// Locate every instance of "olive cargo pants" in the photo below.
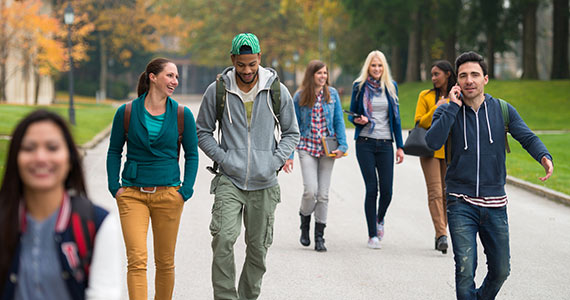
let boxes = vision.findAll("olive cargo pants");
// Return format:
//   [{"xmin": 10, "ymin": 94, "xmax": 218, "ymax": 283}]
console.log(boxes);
[{"xmin": 209, "ymin": 174, "xmax": 280, "ymax": 300}]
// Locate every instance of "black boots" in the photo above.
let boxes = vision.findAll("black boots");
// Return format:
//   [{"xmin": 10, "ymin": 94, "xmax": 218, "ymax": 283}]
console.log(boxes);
[
  {"xmin": 314, "ymin": 223, "xmax": 327, "ymax": 252},
  {"xmin": 435, "ymin": 235, "xmax": 448, "ymax": 254},
  {"xmin": 300, "ymin": 214, "xmax": 311, "ymax": 246},
  {"xmin": 300, "ymin": 214, "xmax": 327, "ymax": 252}
]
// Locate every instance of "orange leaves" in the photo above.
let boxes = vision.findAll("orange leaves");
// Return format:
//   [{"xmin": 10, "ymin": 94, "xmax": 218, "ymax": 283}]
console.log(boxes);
[
  {"xmin": 1, "ymin": 0, "xmax": 66, "ymax": 75},
  {"xmin": 72, "ymin": 0, "xmax": 199, "ymax": 66}
]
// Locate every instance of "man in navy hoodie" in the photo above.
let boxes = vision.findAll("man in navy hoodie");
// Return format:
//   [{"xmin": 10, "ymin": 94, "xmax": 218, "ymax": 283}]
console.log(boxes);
[{"xmin": 425, "ymin": 51, "xmax": 553, "ymax": 300}]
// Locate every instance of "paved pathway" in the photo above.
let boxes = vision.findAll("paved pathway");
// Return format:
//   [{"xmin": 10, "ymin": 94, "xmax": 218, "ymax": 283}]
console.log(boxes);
[{"xmin": 83, "ymin": 98, "xmax": 570, "ymax": 299}]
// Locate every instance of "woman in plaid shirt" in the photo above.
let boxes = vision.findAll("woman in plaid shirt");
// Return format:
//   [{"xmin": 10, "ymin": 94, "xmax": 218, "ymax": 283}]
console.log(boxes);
[{"xmin": 283, "ymin": 60, "xmax": 348, "ymax": 252}]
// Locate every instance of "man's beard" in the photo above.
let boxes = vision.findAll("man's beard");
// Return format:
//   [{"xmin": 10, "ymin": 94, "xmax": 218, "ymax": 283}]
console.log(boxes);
[{"xmin": 237, "ymin": 70, "xmax": 258, "ymax": 84}]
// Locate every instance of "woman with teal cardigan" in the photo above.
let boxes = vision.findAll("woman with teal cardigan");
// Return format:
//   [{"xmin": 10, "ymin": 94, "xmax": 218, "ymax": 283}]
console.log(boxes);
[{"xmin": 106, "ymin": 58, "xmax": 198, "ymax": 300}]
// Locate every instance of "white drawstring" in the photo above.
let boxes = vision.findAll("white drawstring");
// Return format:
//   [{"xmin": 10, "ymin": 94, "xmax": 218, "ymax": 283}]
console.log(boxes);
[
  {"xmin": 484, "ymin": 101, "xmax": 493, "ymax": 144},
  {"xmin": 463, "ymin": 106, "xmax": 468, "ymax": 150}
]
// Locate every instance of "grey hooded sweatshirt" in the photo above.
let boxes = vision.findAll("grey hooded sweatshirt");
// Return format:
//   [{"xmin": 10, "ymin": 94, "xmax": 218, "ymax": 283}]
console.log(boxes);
[{"xmin": 196, "ymin": 66, "xmax": 300, "ymax": 191}]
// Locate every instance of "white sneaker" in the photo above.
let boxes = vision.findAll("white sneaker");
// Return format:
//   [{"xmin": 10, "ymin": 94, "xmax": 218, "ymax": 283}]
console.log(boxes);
[
  {"xmin": 367, "ymin": 237, "xmax": 382, "ymax": 249},
  {"xmin": 377, "ymin": 221, "xmax": 385, "ymax": 241}
]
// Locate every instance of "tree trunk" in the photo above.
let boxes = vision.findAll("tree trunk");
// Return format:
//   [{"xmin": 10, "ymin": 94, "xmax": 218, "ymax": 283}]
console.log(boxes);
[
  {"xmin": 390, "ymin": 45, "xmax": 402, "ymax": 82},
  {"xmin": 444, "ymin": 33, "xmax": 456, "ymax": 64},
  {"xmin": 486, "ymin": 36, "xmax": 495, "ymax": 79},
  {"xmin": 34, "ymin": 71, "xmax": 40, "ymax": 105},
  {"xmin": 521, "ymin": 1, "xmax": 538, "ymax": 79},
  {"xmin": 99, "ymin": 32, "xmax": 107, "ymax": 100},
  {"xmin": 420, "ymin": 0, "xmax": 432, "ymax": 80},
  {"xmin": 440, "ymin": 0, "xmax": 461, "ymax": 65},
  {"xmin": 551, "ymin": 0, "xmax": 569, "ymax": 79},
  {"xmin": 405, "ymin": 9, "xmax": 421, "ymax": 82},
  {"xmin": 22, "ymin": 36, "xmax": 32, "ymax": 104},
  {"xmin": 0, "ymin": 47, "xmax": 6, "ymax": 102},
  {"xmin": 0, "ymin": 0, "xmax": 7, "ymax": 102}
]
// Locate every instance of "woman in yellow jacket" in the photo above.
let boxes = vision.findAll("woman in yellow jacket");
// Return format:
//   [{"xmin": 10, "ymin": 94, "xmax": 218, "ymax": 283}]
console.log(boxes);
[{"xmin": 414, "ymin": 60, "xmax": 456, "ymax": 254}]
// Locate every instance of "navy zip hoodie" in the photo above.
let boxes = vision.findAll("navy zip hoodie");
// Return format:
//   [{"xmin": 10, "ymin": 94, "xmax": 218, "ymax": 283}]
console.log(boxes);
[{"xmin": 425, "ymin": 94, "xmax": 552, "ymax": 198}]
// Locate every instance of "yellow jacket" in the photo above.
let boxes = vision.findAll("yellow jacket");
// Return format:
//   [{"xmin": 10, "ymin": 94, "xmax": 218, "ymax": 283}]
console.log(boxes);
[{"xmin": 414, "ymin": 89, "xmax": 446, "ymax": 159}]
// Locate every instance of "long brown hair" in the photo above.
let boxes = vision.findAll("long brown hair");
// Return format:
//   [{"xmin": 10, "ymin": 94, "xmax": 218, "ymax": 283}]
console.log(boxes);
[
  {"xmin": 299, "ymin": 60, "xmax": 330, "ymax": 107},
  {"xmin": 0, "ymin": 110, "xmax": 87, "ymax": 289},
  {"xmin": 137, "ymin": 57, "xmax": 174, "ymax": 97}
]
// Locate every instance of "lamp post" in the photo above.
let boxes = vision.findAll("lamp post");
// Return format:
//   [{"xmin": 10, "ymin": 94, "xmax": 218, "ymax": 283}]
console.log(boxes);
[
  {"xmin": 292, "ymin": 51, "xmax": 299, "ymax": 92},
  {"xmin": 328, "ymin": 38, "xmax": 336, "ymax": 85},
  {"xmin": 64, "ymin": 3, "xmax": 75, "ymax": 125}
]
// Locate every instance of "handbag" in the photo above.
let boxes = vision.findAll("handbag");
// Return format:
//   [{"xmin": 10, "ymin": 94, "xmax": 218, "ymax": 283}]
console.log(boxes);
[{"xmin": 403, "ymin": 123, "xmax": 434, "ymax": 157}]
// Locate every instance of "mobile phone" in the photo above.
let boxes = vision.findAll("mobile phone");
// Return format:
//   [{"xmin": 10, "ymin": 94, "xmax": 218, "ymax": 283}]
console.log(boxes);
[
  {"xmin": 453, "ymin": 89, "xmax": 463, "ymax": 102},
  {"xmin": 343, "ymin": 109, "xmax": 361, "ymax": 118}
]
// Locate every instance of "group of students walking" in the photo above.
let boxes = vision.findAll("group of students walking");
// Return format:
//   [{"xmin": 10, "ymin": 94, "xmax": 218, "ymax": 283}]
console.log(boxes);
[{"xmin": 0, "ymin": 32, "xmax": 553, "ymax": 300}]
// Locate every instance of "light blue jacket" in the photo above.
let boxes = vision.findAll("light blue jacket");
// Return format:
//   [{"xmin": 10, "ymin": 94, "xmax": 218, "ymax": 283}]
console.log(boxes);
[{"xmin": 289, "ymin": 86, "xmax": 348, "ymax": 159}]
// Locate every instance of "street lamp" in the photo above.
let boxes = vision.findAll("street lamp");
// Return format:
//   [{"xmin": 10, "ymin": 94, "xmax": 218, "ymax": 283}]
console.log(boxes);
[
  {"xmin": 292, "ymin": 51, "xmax": 299, "ymax": 92},
  {"xmin": 64, "ymin": 3, "xmax": 75, "ymax": 125},
  {"xmin": 328, "ymin": 38, "xmax": 336, "ymax": 85}
]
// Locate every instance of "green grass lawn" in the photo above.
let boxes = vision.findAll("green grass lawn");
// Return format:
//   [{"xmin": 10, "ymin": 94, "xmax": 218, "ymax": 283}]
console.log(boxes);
[
  {"xmin": 341, "ymin": 79, "xmax": 570, "ymax": 196},
  {"xmin": 0, "ymin": 103, "xmax": 116, "ymax": 144},
  {"xmin": 0, "ymin": 139, "xmax": 7, "ymax": 181},
  {"xmin": 506, "ymin": 133, "xmax": 569, "ymax": 195},
  {"xmin": 0, "ymin": 102, "xmax": 117, "ymax": 183},
  {"xmin": 396, "ymin": 80, "xmax": 570, "ymax": 130}
]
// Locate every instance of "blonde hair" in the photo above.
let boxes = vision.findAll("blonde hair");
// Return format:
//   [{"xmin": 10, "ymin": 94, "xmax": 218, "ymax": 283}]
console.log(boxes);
[{"xmin": 354, "ymin": 50, "xmax": 398, "ymax": 101}]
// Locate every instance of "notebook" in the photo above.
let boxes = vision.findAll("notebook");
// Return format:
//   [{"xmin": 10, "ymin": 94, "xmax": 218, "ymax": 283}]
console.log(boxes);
[{"xmin": 321, "ymin": 136, "xmax": 347, "ymax": 157}]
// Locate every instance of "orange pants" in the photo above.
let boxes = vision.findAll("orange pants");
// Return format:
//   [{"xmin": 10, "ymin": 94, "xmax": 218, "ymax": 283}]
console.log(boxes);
[
  {"xmin": 116, "ymin": 186, "xmax": 184, "ymax": 300},
  {"xmin": 420, "ymin": 157, "xmax": 447, "ymax": 238}
]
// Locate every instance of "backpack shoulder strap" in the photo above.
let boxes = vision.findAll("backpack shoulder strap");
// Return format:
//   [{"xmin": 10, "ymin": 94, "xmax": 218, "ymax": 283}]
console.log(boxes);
[
  {"xmin": 69, "ymin": 196, "xmax": 107, "ymax": 278},
  {"xmin": 124, "ymin": 101, "xmax": 132, "ymax": 140},
  {"xmin": 269, "ymin": 77, "xmax": 281, "ymax": 121},
  {"xmin": 215, "ymin": 75, "xmax": 226, "ymax": 124},
  {"xmin": 177, "ymin": 104, "xmax": 184, "ymax": 158},
  {"xmin": 209, "ymin": 75, "xmax": 226, "ymax": 174},
  {"xmin": 498, "ymin": 98, "xmax": 511, "ymax": 153},
  {"xmin": 498, "ymin": 98, "xmax": 509, "ymax": 129}
]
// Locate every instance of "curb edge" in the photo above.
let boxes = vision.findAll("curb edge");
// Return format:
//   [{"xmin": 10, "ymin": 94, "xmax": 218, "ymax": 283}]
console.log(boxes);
[{"xmin": 506, "ymin": 175, "xmax": 570, "ymax": 207}]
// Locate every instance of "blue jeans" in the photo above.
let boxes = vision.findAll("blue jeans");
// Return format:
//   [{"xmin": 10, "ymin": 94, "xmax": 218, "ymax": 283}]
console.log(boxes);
[
  {"xmin": 355, "ymin": 137, "xmax": 394, "ymax": 238},
  {"xmin": 447, "ymin": 194, "xmax": 511, "ymax": 300}
]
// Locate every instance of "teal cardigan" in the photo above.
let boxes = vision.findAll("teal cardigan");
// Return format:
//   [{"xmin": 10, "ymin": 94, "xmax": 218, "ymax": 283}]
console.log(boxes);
[{"xmin": 106, "ymin": 94, "xmax": 199, "ymax": 201}]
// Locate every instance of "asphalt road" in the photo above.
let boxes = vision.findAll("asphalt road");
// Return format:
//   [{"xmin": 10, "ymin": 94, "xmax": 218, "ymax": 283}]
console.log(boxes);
[{"xmin": 83, "ymin": 99, "xmax": 570, "ymax": 299}]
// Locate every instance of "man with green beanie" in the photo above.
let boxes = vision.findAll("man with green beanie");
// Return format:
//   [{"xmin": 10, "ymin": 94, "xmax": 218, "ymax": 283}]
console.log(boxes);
[{"xmin": 196, "ymin": 33, "xmax": 299, "ymax": 299}]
